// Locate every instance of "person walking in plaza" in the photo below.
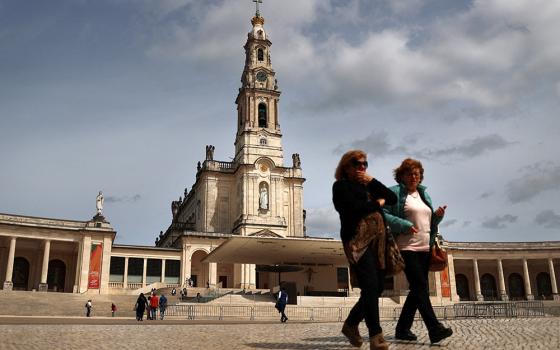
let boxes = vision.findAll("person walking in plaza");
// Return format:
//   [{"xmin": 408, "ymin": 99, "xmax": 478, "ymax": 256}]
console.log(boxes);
[
  {"xmin": 277, "ymin": 287, "xmax": 288, "ymax": 323},
  {"xmin": 85, "ymin": 300, "xmax": 93, "ymax": 317},
  {"xmin": 159, "ymin": 294, "xmax": 168, "ymax": 320},
  {"xmin": 149, "ymin": 293, "xmax": 159, "ymax": 320},
  {"xmin": 135, "ymin": 293, "xmax": 148, "ymax": 321},
  {"xmin": 383, "ymin": 158, "xmax": 452, "ymax": 344},
  {"xmin": 111, "ymin": 303, "xmax": 117, "ymax": 317},
  {"xmin": 333, "ymin": 150, "xmax": 397, "ymax": 350}
]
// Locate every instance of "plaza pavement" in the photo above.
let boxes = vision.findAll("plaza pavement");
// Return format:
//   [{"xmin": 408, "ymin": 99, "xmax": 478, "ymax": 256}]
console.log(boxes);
[{"xmin": 0, "ymin": 316, "xmax": 558, "ymax": 349}]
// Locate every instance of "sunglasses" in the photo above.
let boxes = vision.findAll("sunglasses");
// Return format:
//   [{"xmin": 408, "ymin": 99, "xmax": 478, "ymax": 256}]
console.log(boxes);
[{"xmin": 351, "ymin": 159, "xmax": 368, "ymax": 169}]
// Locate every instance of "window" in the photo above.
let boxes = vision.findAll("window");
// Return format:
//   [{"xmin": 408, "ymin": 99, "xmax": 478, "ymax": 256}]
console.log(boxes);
[
  {"xmin": 258, "ymin": 103, "xmax": 267, "ymax": 127},
  {"xmin": 257, "ymin": 48, "xmax": 264, "ymax": 61},
  {"xmin": 260, "ymin": 138, "xmax": 267, "ymax": 145}
]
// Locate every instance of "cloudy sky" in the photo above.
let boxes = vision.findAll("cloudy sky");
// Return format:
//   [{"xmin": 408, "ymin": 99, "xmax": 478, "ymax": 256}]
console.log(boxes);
[{"xmin": 1, "ymin": 0, "xmax": 559, "ymax": 245}]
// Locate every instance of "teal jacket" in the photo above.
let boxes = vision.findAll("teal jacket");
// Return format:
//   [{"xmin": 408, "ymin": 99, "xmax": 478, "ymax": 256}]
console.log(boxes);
[{"xmin": 383, "ymin": 183, "xmax": 443, "ymax": 247}]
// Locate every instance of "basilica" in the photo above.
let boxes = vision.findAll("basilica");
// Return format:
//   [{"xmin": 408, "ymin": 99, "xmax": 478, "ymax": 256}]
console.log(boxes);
[{"xmin": 0, "ymin": 9, "xmax": 559, "ymax": 304}]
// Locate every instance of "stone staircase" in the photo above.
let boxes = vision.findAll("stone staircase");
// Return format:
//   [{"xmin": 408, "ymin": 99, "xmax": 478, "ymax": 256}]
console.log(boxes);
[{"xmin": 0, "ymin": 291, "xmax": 141, "ymax": 317}]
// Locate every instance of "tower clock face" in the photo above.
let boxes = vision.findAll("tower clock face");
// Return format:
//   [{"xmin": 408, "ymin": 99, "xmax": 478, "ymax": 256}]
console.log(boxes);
[{"xmin": 256, "ymin": 71, "xmax": 267, "ymax": 82}]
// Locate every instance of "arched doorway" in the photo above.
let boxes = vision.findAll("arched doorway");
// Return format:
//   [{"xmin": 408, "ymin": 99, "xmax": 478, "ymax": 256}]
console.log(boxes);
[
  {"xmin": 481, "ymin": 274, "xmax": 498, "ymax": 300},
  {"xmin": 47, "ymin": 259, "xmax": 66, "ymax": 292},
  {"xmin": 190, "ymin": 250, "xmax": 209, "ymax": 288},
  {"xmin": 455, "ymin": 274, "xmax": 470, "ymax": 301},
  {"xmin": 508, "ymin": 273, "xmax": 525, "ymax": 300},
  {"xmin": 536, "ymin": 272, "xmax": 552, "ymax": 299},
  {"xmin": 12, "ymin": 257, "xmax": 30, "ymax": 290}
]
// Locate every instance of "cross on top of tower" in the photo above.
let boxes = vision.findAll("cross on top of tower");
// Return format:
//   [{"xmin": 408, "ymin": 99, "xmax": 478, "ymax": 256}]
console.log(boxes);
[{"xmin": 253, "ymin": 0, "xmax": 263, "ymax": 17}]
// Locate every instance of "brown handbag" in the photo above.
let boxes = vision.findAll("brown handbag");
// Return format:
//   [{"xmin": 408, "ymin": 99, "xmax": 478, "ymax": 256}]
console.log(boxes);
[
  {"xmin": 429, "ymin": 237, "xmax": 448, "ymax": 271},
  {"xmin": 385, "ymin": 231, "xmax": 405, "ymax": 276}
]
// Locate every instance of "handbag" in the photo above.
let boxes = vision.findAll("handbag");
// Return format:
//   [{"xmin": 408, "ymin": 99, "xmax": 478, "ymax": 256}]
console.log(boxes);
[
  {"xmin": 385, "ymin": 229, "xmax": 405, "ymax": 276},
  {"xmin": 429, "ymin": 236, "xmax": 448, "ymax": 271}
]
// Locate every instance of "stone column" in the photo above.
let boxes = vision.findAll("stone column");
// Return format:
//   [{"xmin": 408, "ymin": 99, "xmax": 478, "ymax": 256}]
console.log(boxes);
[
  {"xmin": 38, "ymin": 240, "xmax": 51, "ymax": 292},
  {"xmin": 473, "ymin": 258, "xmax": 483, "ymax": 301},
  {"xmin": 161, "ymin": 259, "xmax": 166, "ymax": 284},
  {"xmin": 248, "ymin": 264, "xmax": 256, "ymax": 289},
  {"xmin": 142, "ymin": 258, "xmax": 147, "ymax": 287},
  {"xmin": 3, "ymin": 237, "xmax": 17, "ymax": 290},
  {"xmin": 548, "ymin": 258, "xmax": 558, "ymax": 300},
  {"xmin": 497, "ymin": 258, "xmax": 508, "ymax": 301},
  {"xmin": 447, "ymin": 253, "xmax": 459, "ymax": 302},
  {"xmin": 240, "ymin": 263, "xmax": 246, "ymax": 289},
  {"xmin": 123, "ymin": 257, "xmax": 129, "ymax": 289},
  {"xmin": 209, "ymin": 262, "xmax": 217, "ymax": 287},
  {"xmin": 522, "ymin": 258, "xmax": 533, "ymax": 300}
]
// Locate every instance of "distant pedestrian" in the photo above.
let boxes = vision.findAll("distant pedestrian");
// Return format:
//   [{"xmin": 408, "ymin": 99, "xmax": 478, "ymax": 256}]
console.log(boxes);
[
  {"xmin": 111, "ymin": 303, "xmax": 117, "ymax": 317},
  {"xmin": 85, "ymin": 300, "xmax": 93, "ymax": 317},
  {"xmin": 277, "ymin": 288, "xmax": 288, "ymax": 323},
  {"xmin": 150, "ymin": 293, "xmax": 159, "ymax": 320},
  {"xmin": 159, "ymin": 294, "xmax": 168, "ymax": 320},
  {"xmin": 171, "ymin": 287, "xmax": 176, "ymax": 296},
  {"xmin": 135, "ymin": 293, "xmax": 148, "ymax": 321}
]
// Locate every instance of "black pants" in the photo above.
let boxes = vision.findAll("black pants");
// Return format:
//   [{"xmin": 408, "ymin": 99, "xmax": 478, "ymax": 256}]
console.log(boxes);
[
  {"xmin": 345, "ymin": 247, "xmax": 385, "ymax": 336},
  {"xmin": 396, "ymin": 251, "xmax": 439, "ymax": 332}
]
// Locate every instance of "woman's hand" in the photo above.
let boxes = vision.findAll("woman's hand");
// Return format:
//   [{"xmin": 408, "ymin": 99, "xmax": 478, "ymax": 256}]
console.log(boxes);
[
  {"xmin": 435, "ymin": 205, "xmax": 447, "ymax": 217},
  {"xmin": 355, "ymin": 171, "xmax": 373, "ymax": 185},
  {"xmin": 407, "ymin": 226, "xmax": 419, "ymax": 234}
]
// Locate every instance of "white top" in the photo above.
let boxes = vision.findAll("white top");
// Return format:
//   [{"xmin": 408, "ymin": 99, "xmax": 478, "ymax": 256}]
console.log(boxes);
[{"xmin": 396, "ymin": 191, "xmax": 431, "ymax": 252}]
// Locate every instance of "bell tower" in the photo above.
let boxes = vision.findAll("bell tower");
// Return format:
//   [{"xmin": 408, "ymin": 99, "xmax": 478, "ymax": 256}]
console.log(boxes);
[{"xmin": 234, "ymin": 8, "xmax": 283, "ymax": 166}]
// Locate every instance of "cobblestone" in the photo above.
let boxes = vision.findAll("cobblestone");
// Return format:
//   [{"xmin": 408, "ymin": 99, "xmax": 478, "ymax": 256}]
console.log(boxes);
[{"xmin": 0, "ymin": 317, "xmax": 558, "ymax": 349}]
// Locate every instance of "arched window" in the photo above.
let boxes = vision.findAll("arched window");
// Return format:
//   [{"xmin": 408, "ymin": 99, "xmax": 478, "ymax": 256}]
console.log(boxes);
[
  {"xmin": 481, "ymin": 273, "xmax": 497, "ymax": 301},
  {"xmin": 455, "ymin": 273, "xmax": 470, "ymax": 301},
  {"xmin": 260, "ymin": 138, "xmax": 267, "ymax": 145},
  {"xmin": 508, "ymin": 273, "xmax": 525, "ymax": 300},
  {"xmin": 257, "ymin": 48, "xmax": 264, "ymax": 61},
  {"xmin": 536, "ymin": 272, "xmax": 552, "ymax": 299},
  {"xmin": 258, "ymin": 103, "xmax": 267, "ymax": 127}
]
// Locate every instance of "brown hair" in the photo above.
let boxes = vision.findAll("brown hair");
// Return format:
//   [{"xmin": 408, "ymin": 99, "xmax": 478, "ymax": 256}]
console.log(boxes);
[
  {"xmin": 393, "ymin": 158, "xmax": 424, "ymax": 184},
  {"xmin": 335, "ymin": 150, "xmax": 367, "ymax": 180}
]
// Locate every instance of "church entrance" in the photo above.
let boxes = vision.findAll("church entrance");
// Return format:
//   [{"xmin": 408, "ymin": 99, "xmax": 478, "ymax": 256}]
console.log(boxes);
[
  {"xmin": 191, "ymin": 250, "xmax": 209, "ymax": 288},
  {"xmin": 47, "ymin": 259, "xmax": 66, "ymax": 292},
  {"xmin": 12, "ymin": 257, "xmax": 30, "ymax": 290}
]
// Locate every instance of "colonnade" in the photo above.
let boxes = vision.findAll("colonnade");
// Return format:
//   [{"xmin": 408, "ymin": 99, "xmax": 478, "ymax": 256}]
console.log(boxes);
[
  {"xmin": 2, "ymin": 237, "xmax": 74, "ymax": 292},
  {"xmin": 467, "ymin": 257, "xmax": 558, "ymax": 301}
]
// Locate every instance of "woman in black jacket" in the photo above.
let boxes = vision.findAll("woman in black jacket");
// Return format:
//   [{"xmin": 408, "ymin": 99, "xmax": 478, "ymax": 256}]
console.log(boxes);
[{"xmin": 333, "ymin": 150, "xmax": 397, "ymax": 350}]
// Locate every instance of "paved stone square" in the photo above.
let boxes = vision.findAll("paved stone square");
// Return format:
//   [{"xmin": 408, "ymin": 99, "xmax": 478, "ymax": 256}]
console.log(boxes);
[{"xmin": 0, "ymin": 317, "xmax": 558, "ymax": 349}]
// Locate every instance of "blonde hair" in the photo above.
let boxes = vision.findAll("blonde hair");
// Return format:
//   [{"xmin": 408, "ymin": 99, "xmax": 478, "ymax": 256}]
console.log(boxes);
[{"xmin": 335, "ymin": 150, "xmax": 367, "ymax": 180}]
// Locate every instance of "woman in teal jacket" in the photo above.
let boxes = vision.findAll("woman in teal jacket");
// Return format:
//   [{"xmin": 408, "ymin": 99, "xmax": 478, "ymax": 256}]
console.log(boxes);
[{"xmin": 383, "ymin": 158, "xmax": 452, "ymax": 344}]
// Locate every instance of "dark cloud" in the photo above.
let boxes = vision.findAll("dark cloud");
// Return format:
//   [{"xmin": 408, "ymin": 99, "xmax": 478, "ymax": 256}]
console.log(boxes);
[
  {"xmin": 440, "ymin": 219, "xmax": 458, "ymax": 228},
  {"xmin": 481, "ymin": 214, "xmax": 518, "ymax": 229},
  {"xmin": 534, "ymin": 210, "xmax": 560, "ymax": 229},
  {"xmin": 418, "ymin": 134, "xmax": 512, "ymax": 159},
  {"xmin": 479, "ymin": 191, "xmax": 493, "ymax": 199},
  {"xmin": 506, "ymin": 163, "xmax": 560, "ymax": 203},
  {"xmin": 333, "ymin": 130, "xmax": 398, "ymax": 156},
  {"xmin": 105, "ymin": 194, "xmax": 142, "ymax": 203}
]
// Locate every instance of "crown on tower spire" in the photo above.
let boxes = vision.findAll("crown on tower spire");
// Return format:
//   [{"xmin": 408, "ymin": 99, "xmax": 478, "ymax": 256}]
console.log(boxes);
[{"xmin": 251, "ymin": 0, "xmax": 265, "ymax": 25}]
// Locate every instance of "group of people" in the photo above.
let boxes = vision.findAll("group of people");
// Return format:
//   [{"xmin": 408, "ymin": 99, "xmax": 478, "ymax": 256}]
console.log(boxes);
[
  {"xmin": 135, "ymin": 292, "xmax": 168, "ymax": 321},
  {"xmin": 333, "ymin": 151, "xmax": 453, "ymax": 349}
]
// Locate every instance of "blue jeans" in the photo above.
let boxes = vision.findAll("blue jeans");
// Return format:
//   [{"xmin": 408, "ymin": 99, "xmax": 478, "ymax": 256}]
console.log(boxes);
[
  {"xmin": 345, "ymin": 246, "xmax": 385, "ymax": 336},
  {"xmin": 159, "ymin": 307, "xmax": 166, "ymax": 320}
]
